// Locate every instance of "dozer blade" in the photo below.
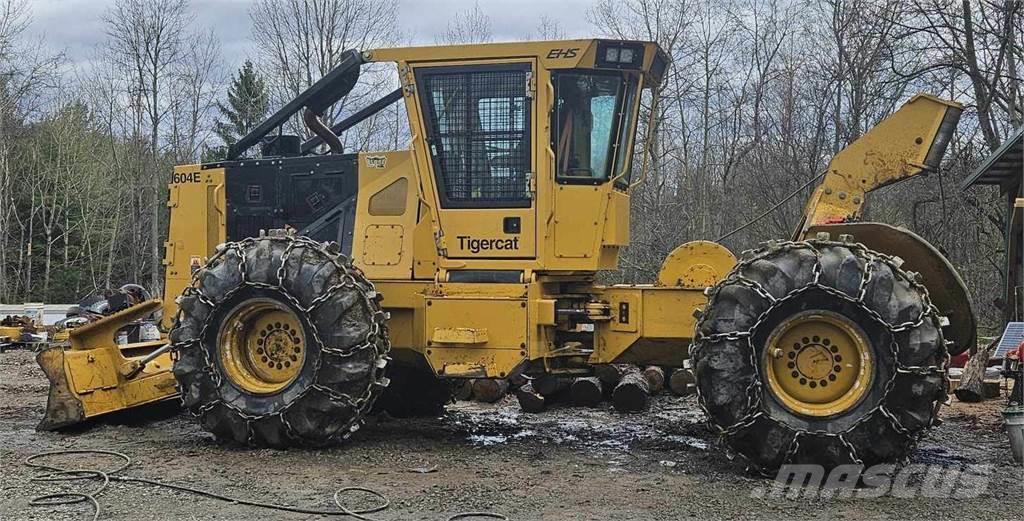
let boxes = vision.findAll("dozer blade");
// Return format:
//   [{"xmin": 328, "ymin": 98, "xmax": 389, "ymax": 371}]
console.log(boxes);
[
  {"xmin": 36, "ymin": 346, "xmax": 86, "ymax": 429},
  {"xmin": 36, "ymin": 299, "xmax": 180, "ymax": 431}
]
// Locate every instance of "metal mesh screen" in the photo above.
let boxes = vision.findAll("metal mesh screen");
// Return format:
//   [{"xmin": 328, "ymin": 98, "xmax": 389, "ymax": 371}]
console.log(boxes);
[{"xmin": 420, "ymin": 67, "xmax": 531, "ymax": 207}]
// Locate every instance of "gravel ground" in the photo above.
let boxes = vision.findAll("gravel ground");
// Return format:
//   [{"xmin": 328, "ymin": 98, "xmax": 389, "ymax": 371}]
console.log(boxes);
[{"xmin": 0, "ymin": 348, "xmax": 1021, "ymax": 520}]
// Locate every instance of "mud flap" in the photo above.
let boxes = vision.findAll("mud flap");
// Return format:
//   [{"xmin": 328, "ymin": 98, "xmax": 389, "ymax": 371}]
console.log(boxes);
[{"xmin": 35, "ymin": 347, "xmax": 86, "ymax": 430}]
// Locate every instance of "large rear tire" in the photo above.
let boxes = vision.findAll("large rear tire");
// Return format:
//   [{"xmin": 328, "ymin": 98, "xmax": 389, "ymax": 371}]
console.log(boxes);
[
  {"xmin": 691, "ymin": 239, "xmax": 948, "ymax": 474},
  {"xmin": 170, "ymin": 234, "xmax": 390, "ymax": 447}
]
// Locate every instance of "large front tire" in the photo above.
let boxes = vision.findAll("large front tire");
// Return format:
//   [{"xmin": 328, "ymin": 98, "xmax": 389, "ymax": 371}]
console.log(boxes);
[
  {"xmin": 170, "ymin": 234, "xmax": 390, "ymax": 447},
  {"xmin": 691, "ymin": 239, "xmax": 948, "ymax": 474}
]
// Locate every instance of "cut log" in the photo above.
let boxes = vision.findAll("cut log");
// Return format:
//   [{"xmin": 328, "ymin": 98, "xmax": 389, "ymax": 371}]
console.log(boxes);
[
  {"xmin": 643, "ymin": 366, "xmax": 665, "ymax": 394},
  {"xmin": 515, "ymin": 382, "xmax": 546, "ymax": 413},
  {"xmin": 453, "ymin": 379, "xmax": 473, "ymax": 401},
  {"xmin": 955, "ymin": 339, "xmax": 998, "ymax": 403},
  {"xmin": 472, "ymin": 379, "xmax": 509, "ymax": 403},
  {"xmin": 570, "ymin": 377, "xmax": 603, "ymax": 407},
  {"xmin": 594, "ymin": 364, "xmax": 631, "ymax": 386},
  {"xmin": 668, "ymin": 368, "xmax": 695, "ymax": 396},
  {"xmin": 613, "ymin": 370, "xmax": 650, "ymax": 412},
  {"xmin": 533, "ymin": 375, "xmax": 570, "ymax": 397}
]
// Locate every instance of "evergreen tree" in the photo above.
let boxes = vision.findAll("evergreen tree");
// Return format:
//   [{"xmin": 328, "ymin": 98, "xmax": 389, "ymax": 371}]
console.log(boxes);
[{"xmin": 213, "ymin": 60, "xmax": 269, "ymax": 154}]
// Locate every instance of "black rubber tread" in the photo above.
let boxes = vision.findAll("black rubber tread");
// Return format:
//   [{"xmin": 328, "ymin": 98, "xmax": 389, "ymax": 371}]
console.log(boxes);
[
  {"xmin": 691, "ymin": 240, "xmax": 948, "ymax": 474},
  {"xmin": 170, "ymin": 236, "xmax": 390, "ymax": 447},
  {"xmin": 373, "ymin": 360, "xmax": 453, "ymax": 418}
]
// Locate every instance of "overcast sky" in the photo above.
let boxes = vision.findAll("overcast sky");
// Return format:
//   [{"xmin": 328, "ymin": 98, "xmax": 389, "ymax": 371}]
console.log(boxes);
[{"xmin": 26, "ymin": 0, "xmax": 600, "ymax": 70}]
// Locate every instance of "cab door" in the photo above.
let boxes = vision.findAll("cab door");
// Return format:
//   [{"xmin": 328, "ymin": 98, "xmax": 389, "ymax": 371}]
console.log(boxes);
[{"xmin": 414, "ymin": 61, "xmax": 536, "ymax": 259}]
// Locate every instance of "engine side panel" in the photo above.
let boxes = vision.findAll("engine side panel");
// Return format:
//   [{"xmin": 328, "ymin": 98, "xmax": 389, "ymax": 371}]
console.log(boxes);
[{"xmin": 222, "ymin": 155, "xmax": 359, "ymax": 251}]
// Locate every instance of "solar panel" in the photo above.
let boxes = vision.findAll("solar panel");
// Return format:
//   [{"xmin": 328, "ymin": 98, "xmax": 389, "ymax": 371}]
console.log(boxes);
[{"xmin": 994, "ymin": 322, "xmax": 1024, "ymax": 358}]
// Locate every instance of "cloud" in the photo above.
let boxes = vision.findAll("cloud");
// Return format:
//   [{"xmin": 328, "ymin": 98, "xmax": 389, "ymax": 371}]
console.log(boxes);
[{"xmin": 26, "ymin": 0, "xmax": 601, "ymax": 71}]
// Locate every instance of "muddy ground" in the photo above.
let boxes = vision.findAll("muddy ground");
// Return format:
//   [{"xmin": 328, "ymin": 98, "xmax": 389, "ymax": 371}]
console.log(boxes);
[{"xmin": 1, "ymin": 348, "xmax": 1021, "ymax": 520}]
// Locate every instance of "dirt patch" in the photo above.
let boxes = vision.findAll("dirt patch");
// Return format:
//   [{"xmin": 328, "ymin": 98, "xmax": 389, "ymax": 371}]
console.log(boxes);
[{"xmin": 0, "ymin": 348, "xmax": 1021, "ymax": 520}]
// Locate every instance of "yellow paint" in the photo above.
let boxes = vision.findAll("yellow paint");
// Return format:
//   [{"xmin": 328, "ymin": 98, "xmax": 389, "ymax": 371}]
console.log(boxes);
[
  {"xmin": 48, "ymin": 38, "xmax": 960, "ymax": 433},
  {"xmin": 591, "ymin": 286, "xmax": 708, "ymax": 366},
  {"xmin": 424, "ymin": 292, "xmax": 528, "ymax": 378},
  {"xmin": 798, "ymin": 94, "xmax": 963, "ymax": 237},
  {"xmin": 0, "ymin": 325, "xmax": 22, "ymax": 341},
  {"xmin": 163, "ymin": 165, "xmax": 226, "ymax": 329},
  {"xmin": 361, "ymin": 225, "xmax": 405, "ymax": 266},
  {"xmin": 763, "ymin": 311, "xmax": 873, "ymax": 417},
  {"xmin": 553, "ymin": 186, "xmax": 604, "ymax": 259},
  {"xmin": 217, "ymin": 298, "xmax": 307, "ymax": 395},
  {"xmin": 657, "ymin": 241, "xmax": 737, "ymax": 288},
  {"xmin": 602, "ymin": 190, "xmax": 631, "ymax": 247},
  {"xmin": 387, "ymin": 40, "xmax": 663, "ymax": 273},
  {"xmin": 355, "ymin": 151, "xmax": 420, "ymax": 280}
]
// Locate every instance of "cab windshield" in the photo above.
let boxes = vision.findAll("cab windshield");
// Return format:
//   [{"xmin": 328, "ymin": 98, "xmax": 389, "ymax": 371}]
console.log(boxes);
[{"xmin": 553, "ymin": 71, "xmax": 639, "ymax": 183}]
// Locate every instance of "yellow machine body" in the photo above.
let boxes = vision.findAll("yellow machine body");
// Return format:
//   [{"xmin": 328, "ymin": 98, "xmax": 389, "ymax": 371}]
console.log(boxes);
[{"xmin": 36, "ymin": 38, "xmax": 973, "ymax": 427}]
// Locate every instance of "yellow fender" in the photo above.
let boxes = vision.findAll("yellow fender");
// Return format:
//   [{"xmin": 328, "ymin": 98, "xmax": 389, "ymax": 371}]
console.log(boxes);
[{"xmin": 806, "ymin": 222, "xmax": 976, "ymax": 356}]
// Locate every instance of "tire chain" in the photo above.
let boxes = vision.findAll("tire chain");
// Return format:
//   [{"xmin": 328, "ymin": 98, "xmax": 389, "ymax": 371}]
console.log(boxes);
[
  {"xmin": 170, "ymin": 234, "xmax": 391, "ymax": 447},
  {"xmin": 689, "ymin": 239, "xmax": 950, "ymax": 476}
]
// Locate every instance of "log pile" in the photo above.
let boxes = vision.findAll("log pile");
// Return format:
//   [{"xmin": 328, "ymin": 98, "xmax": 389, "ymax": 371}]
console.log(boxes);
[
  {"xmin": 513, "ymin": 363, "xmax": 695, "ymax": 413},
  {"xmin": 569, "ymin": 377, "xmax": 603, "ymax": 407},
  {"xmin": 446, "ymin": 363, "xmax": 697, "ymax": 413}
]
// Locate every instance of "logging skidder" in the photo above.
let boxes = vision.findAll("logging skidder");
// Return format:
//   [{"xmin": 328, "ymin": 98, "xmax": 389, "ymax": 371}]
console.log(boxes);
[{"xmin": 35, "ymin": 39, "xmax": 974, "ymax": 475}]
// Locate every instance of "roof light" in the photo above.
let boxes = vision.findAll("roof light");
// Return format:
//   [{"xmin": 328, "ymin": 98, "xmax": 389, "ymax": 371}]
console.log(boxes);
[{"xmin": 596, "ymin": 41, "xmax": 645, "ymax": 69}]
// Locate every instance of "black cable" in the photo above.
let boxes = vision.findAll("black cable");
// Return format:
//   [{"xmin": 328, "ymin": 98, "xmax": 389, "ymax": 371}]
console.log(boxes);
[
  {"xmin": 716, "ymin": 172, "xmax": 826, "ymax": 242},
  {"xmin": 24, "ymin": 449, "xmax": 507, "ymax": 521}
]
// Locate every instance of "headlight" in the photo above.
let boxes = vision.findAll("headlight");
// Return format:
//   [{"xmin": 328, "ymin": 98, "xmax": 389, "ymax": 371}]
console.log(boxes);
[{"xmin": 596, "ymin": 41, "xmax": 645, "ymax": 69}]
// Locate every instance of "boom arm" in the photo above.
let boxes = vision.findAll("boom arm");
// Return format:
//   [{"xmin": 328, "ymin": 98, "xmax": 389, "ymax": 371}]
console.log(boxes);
[{"xmin": 796, "ymin": 94, "xmax": 963, "ymax": 239}]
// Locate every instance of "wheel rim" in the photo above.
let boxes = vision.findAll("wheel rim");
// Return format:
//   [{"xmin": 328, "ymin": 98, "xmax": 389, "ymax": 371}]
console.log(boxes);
[
  {"xmin": 763, "ymin": 310, "xmax": 873, "ymax": 418},
  {"xmin": 218, "ymin": 298, "xmax": 306, "ymax": 395}
]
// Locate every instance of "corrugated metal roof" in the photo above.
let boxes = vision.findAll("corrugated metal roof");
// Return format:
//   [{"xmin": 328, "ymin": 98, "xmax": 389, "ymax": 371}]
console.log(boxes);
[{"xmin": 961, "ymin": 126, "xmax": 1024, "ymax": 190}]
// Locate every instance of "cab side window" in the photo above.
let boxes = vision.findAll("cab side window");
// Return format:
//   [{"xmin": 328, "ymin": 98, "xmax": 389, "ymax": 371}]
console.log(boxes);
[{"xmin": 418, "ymin": 64, "xmax": 532, "ymax": 208}]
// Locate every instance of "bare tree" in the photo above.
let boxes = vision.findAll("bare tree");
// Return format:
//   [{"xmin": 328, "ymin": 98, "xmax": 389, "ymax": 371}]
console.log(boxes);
[
  {"xmin": 899, "ymin": 0, "xmax": 1023, "ymax": 150},
  {"xmin": 250, "ymin": 0, "xmax": 399, "ymax": 141},
  {"xmin": 533, "ymin": 15, "xmax": 567, "ymax": 40},
  {"xmin": 102, "ymin": 0, "xmax": 191, "ymax": 296},
  {"xmin": 437, "ymin": 1, "xmax": 494, "ymax": 44},
  {"xmin": 168, "ymin": 29, "xmax": 222, "ymax": 163},
  {"xmin": 0, "ymin": 0, "xmax": 60, "ymax": 301}
]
